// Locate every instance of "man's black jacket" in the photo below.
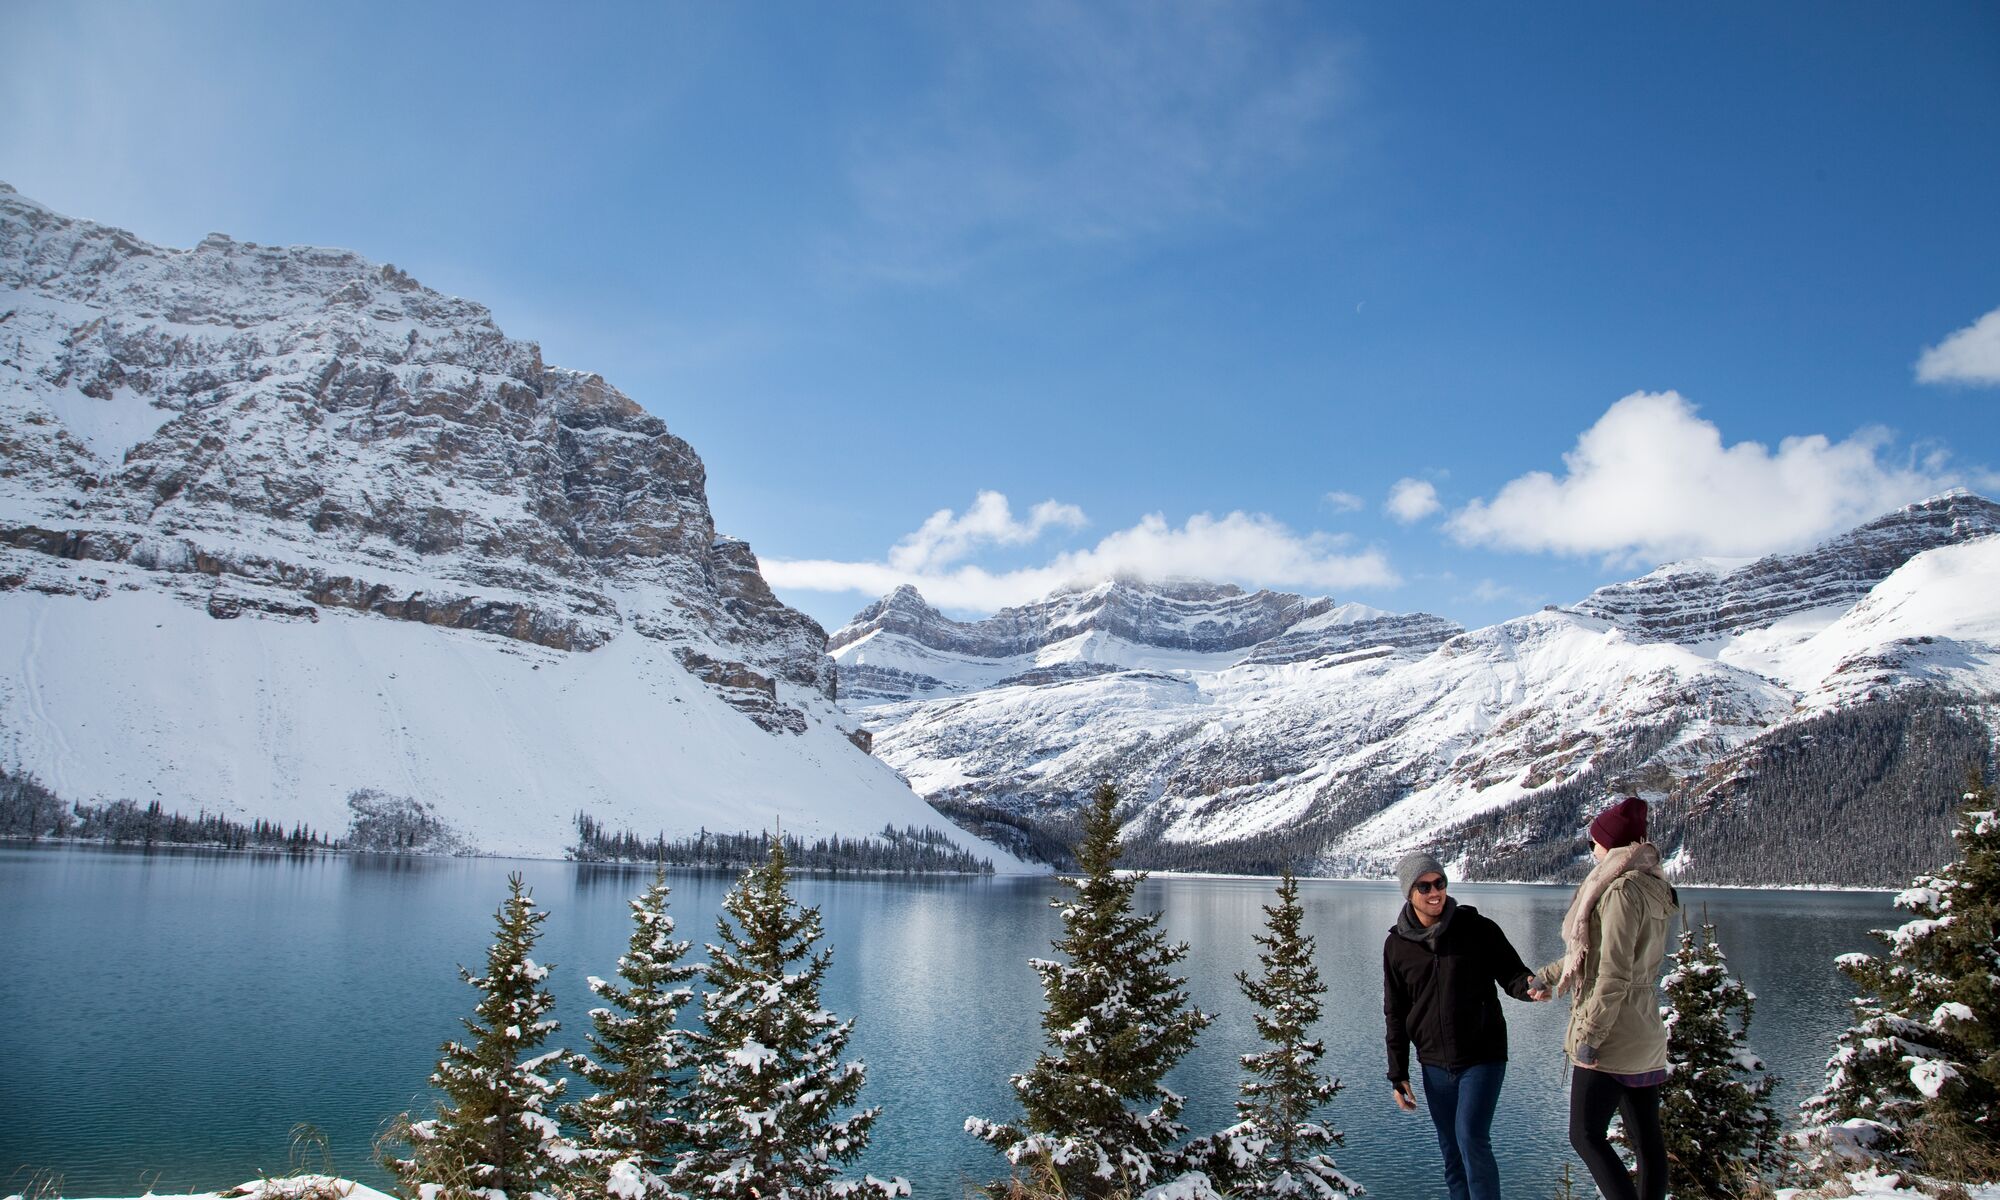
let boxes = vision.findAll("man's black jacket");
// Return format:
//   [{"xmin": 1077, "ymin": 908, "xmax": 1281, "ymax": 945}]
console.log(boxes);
[{"xmin": 1382, "ymin": 897, "xmax": 1536, "ymax": 1083}]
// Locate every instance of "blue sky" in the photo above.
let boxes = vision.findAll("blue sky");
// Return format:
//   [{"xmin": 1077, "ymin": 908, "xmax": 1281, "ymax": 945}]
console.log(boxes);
[{"xmin": 5, "ymin": 1, "xmax": 1997, "ymax": 633}]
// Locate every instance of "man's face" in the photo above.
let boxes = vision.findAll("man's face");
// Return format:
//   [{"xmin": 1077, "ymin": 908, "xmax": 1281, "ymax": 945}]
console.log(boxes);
[{"xmin": 1410, "ymin": 871, "xmax": 1447, "ymax": 920}]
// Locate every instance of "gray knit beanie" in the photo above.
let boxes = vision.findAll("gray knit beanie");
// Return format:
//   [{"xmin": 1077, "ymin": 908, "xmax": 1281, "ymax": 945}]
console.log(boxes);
[{"xmin": 1396, "ymin": 850, "xmax": 1446, "ymax": 899}]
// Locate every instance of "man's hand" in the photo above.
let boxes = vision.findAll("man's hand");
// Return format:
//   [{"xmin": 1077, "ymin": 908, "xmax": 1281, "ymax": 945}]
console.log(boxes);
[
  {"xmin": 1393, "ymin": 1080, "xmax": 1418, "ymax": 1112},
  {"xmin": 1527, "ymin": 980, "xmax": 1551, "ymax": 1002}
]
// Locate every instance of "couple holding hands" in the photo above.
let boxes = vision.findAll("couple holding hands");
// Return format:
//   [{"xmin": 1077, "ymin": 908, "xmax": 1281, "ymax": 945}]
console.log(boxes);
[{"xmin": 1383, "ymin": 796, "xmax": 1678, "ymax": 1200}]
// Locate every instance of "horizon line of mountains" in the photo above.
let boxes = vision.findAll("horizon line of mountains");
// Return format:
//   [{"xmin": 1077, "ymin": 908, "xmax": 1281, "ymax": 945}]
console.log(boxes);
[{"xmin": 2, "ymin": 180, "xmax": 1995, "ymax": 885}]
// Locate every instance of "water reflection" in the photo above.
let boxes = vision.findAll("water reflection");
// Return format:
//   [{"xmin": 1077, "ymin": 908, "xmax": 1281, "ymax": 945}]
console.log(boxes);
[{"xmin": 0, "ymin": 848, "xmax": 1892, "ymax": 1200}]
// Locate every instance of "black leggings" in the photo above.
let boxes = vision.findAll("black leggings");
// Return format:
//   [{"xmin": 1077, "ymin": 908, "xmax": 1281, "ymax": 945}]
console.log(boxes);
[{"xmin": 1569, "ymin": 1065, "xmax": 1666, "ymax": 1200}]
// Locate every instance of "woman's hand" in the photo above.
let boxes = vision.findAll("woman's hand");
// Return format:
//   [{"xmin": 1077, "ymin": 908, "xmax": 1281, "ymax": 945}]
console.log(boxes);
[{"xmin": 1393, "ymin": 1080, "xmax": 1418, "ymax": 1112}]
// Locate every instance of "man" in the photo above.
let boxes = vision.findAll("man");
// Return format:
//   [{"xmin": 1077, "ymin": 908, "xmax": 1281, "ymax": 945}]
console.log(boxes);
[{"xmin": 1383, "ymin": 850, "xmax": 1545, "ymax": 1200}]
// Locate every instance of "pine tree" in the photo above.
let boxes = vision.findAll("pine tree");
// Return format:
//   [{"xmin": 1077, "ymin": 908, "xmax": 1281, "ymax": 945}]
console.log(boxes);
[
  {"xmin": 1802, "ymin": 771, "xmax": 2000, "ymax": 1179},
  {"xmin": 1201, "ymin": 868, "xmax": 1360, "ymax": 1199},
  {"xmin": 1655, "ymin": 917, "xmax": 1779, "ymax": 1198},
  {"xmin": 671, "ymin": 839, "xmax": 906, "ymax": 1200},
  {"xmin": 966, "ymin": 783, "xmax": 1215, "ymax": 1199},
  {"xmin": 388, "ymin": 872, "xmax": 577, "ymax": 1200},
  {"xmin": 563, "ymin": 868, "xmax": 701, "ymax": 1200}
]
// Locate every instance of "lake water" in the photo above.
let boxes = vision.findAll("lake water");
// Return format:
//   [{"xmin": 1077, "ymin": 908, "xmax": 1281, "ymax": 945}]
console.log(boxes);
[{"xmin": 1, "ymin": 847, "xmax": 1896, "ymax": 1199}]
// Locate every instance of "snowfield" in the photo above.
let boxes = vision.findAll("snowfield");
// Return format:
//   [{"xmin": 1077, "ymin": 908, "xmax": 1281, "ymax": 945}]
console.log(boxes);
[
  {"xmin": 834, "ymin": 504, "xmax": 2000, "ymax": 872},
  {"xmin": 0, "ymin": 566, "xmax": 1026, "ymax": 867}
]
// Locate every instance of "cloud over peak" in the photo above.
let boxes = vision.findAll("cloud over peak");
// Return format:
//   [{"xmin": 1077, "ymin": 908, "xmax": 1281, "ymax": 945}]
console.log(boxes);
[
  {"xmin": 1447, "ymin": 391, "xmax": 1962, "ymax": 562},
  {"xmin": 888, "ymin": 491, "xmax": 1085, "ymax": 573},
  {"xmin": 765, "ymin": 493, "xmax": 1398, "ymax": 612}
]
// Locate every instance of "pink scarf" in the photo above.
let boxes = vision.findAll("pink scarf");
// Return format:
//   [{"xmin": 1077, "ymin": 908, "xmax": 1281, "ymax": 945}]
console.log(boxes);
[{"xmin": 1554, "ymin": 841, "xmax": 1665, "ymax": 997}]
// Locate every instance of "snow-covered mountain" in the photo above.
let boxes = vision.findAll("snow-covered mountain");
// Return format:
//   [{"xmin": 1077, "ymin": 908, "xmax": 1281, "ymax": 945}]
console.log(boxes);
[
  {"xmin": 0, "ymin": 184, "xmax": 1018, "ymax": 866},
  {"xmin": 833, "ymin": 492, "xmax": 2000, "ymax": 884}
]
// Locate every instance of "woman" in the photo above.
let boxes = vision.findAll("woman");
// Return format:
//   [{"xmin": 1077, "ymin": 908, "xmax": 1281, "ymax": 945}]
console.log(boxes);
[
  {"xmin": 1535, "ymin": 796, "xmax": 1680, "ymax": 1200},
  {"xmin": 1383, "ymin": 850, "xmax": 1543, "ymax": 1200}
]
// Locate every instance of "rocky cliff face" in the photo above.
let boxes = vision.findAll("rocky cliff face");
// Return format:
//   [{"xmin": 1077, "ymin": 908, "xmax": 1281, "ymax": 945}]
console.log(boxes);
[
  {"xmin": 0, "ymin": 182, "xmax": 829, "ymax": 723},
  {"xmin": 831, "ymin": 579, "xmax": 1337, "ymax": 659},
  {"xmin": 0, "ymin": 185, "xmax": 1003, "ymax": 862},
  {"xmin": 1570, "ymin": 491, "xmax": 2000, "ymax": 643},
  {"xmin": 830, "ymin": 578, "xmax": 1463, "ymax": 703}
]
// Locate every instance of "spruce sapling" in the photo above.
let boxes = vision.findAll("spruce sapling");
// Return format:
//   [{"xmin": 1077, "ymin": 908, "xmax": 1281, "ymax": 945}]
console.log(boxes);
[
  {"xmin": 387, "ymin": 872, "xmax": 576, "ymax": 1200},
  {"xmin": 1655, "ymin": 917, "xmax": 1779, "ymax": 1198},
  {"xmin": 1199, "ymin": 868, "xmax": 1361, "ymax": 1199},
  {"xmin": 563, "ymin": 868, "xmax": 700, "ymax": 1200},
  {"xmin": 966, "ymin": 783, "xmax": 1215, "ymax": 1199},
  {"xmin": 1802, "ymin": 771, "xmax": 2000, "ymax": 1180},
  {"xmin": 672, "ymin": 839, "xmax": 907, "ymax": 1200}
]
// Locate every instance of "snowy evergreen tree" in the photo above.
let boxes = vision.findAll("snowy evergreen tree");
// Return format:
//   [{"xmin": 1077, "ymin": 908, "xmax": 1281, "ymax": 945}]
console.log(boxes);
[
  {"xmin": 671, "ymin": 839, "xmax": 906, "ymax": 1200},
  {"xmin": 388, "ymin": 873, "xmax": 577, "ymax": 1200},
  {"xmin": 1802, "ymin": 772, "xmax": 2000, "ymax": 1179},
  {"xmin": 1655, "ymin": 918, "xmax": 1779, "ymax": 1198},
  {"xmin": 562, "ymin": 868, "xmax": 701, "ymax": 1200},
  {"xmin": 966, "ymin": 783, "xmax": 1215, "ymax": 1199},
  {"xmin": 1200, "ymin": 868, "xmax": 1361, "ymax": 1199}
]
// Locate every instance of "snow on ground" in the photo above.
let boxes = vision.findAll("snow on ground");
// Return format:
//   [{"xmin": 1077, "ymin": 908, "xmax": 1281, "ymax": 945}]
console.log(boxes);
[
  {"xmin": 1785, "ymin": 535, "xmax": 2000, "ymax": 707},
  {"xmin": 25, "ymin": 1166, "xmax": 2000, "ymax": 1200},
  {"xmin": 19, "ymin": 1181, "xmax": 398, "ymax": 1200},
  {"xmin": 1778, "ymin": 1169, "xmax": 2000, "ymax": 1199},
  {"xmin": 0, "ymin": 577, "xmax": 1031, "ymax": 870}
]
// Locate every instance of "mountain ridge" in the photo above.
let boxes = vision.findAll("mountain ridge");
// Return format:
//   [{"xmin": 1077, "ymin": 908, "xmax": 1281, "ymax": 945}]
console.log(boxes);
[
  {"xmin": 833, "ymin": 492, "xmax": 2000, "ymax": 885},
  {"xmin": 0, "ymin": 184, "xmax": 1015, "ymax": 866}
]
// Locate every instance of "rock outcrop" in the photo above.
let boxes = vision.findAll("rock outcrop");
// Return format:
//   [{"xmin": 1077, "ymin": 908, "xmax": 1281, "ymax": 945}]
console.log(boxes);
[
  {"xmin": 830, "ymin": 578, "xmax": 1463, "ymax": 703},
  {"xmin": 0, "ymin": 182, "xmax": 826, "ymax": 721},
  {"xmin": 0, "ymin": 184, "xmax": 1006, "ymax": 864},
  {"xmin": 1570, "ymin": 491, "xmax": 2000, "ymax": 642}
]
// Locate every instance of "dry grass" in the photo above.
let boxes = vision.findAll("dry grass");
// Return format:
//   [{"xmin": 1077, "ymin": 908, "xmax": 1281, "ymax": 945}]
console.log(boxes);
[
  {"xmin": 373, "ymin": 1112, "xmax": 483, "ymax": 1200},
  {"xmin": 3, "ymin": 1167, "xmax": 65, "ymax": 1200},
  {"xmin": 968, "ymin": 1156, "xmax": 1144, "ymax": 1200},
  {"xmin": 1907, "ymin": 1114, "xmax": 2000, "ymax": 1186},
  {"xmin": 222, "ymin": 1124, "xmax": 354, "ymax": 1200}
]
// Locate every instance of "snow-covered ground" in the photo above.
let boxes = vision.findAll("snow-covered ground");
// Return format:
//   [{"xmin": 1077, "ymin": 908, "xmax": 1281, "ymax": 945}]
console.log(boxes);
[
  {"xmin": 24, "ymin": 1167, "xmax": 2000, "ymax": 1200},
  {"xmin": 0, "ymin": 570, "xmax": 1028, "ymax": 869},
  {"xmin": 1778, "ymin": 1168, "xmax": 2000, "ymax": 1199},
  {"xmin": 17, "ymin": 1181, "xmax": 395, "ymax": 1200}
]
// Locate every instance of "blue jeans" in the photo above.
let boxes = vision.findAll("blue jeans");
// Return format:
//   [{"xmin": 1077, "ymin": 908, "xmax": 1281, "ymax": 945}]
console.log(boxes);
[{"xmin": 1421, "ymin": 1060, "xmax": 1506, "ymax": 1200}]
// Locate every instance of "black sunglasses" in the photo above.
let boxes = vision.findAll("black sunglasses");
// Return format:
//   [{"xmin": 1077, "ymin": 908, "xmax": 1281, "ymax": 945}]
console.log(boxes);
[{"xmin": 1413, "ymin": 878, "xmax": 1448, "ymax": 895}]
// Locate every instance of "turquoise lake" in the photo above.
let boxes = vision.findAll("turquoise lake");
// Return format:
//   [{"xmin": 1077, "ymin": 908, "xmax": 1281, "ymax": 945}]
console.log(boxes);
[{"xmin": 0, "ymin": 846, "xmax": 1895, "ymax": 1199}]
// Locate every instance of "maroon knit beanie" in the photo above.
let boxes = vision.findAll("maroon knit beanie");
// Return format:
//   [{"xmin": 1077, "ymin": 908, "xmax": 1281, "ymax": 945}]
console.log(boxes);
[{"xmin": 1589, "ymin": 796, "xmax": 1648, "ymax": 849}]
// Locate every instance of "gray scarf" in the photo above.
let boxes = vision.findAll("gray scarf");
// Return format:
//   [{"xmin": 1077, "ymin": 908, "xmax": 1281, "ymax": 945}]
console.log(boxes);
[{"xmin": 1394, "ymin": 895, "xmax": 1458, "ymax": 945}]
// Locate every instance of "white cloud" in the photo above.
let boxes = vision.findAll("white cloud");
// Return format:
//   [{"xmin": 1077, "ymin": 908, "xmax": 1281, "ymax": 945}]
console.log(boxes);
[
  {"xmin": 835, "ymin": 3, "xmax": 1351, "ymax": 281},
  {"xmin": 888, "ymin": 491, "xmax": 1085, "ymax": 572},
  {"xmin": 1447, "ymin": 391, "xmax": 1959, "ymax": 562},
  {"xmin": 1385, "ymin": 478, "xmax": 1441, "ymax": 523},
  {"xmin": 1322, "ymin": 490, "xmax": 1364, "ymax": 513},
  {"xmin": 764, "ymin": 496, "xmax": 1398, "ymax": 612},
  {"xmin": 1916, "ymin": 305, "xmax": 2000, "ymax": 386}
]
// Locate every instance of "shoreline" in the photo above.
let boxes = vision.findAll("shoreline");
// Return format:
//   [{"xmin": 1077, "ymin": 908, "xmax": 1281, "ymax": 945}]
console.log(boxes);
[{"xmin": 2, "ymin": 837, "xmax": 1905, "ymax": 890}]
